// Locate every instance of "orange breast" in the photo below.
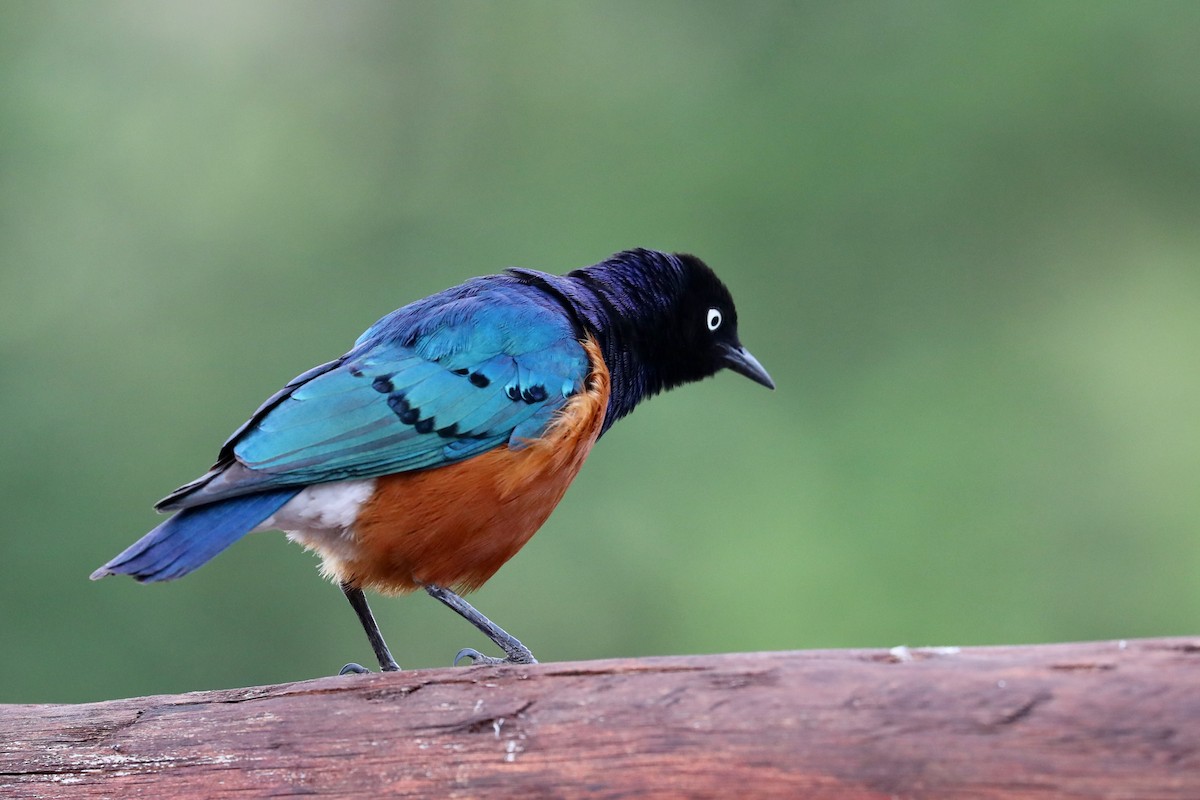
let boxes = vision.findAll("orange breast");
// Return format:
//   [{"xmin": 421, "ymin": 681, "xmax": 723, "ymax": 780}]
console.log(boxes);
[{"xmin": 338, "ymin": 335, "xmax": 610, "ymax": 595}]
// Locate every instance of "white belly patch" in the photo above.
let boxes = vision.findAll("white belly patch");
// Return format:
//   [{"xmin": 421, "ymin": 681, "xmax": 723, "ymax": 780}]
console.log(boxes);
[{"xmin": 255, "ymin": 479, "xmax": 376, "ymax": 567}]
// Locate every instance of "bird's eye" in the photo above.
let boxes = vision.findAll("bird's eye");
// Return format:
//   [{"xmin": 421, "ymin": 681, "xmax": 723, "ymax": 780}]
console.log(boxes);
[{"xmin": 706, "ymin": 308, "xmax": 722, "ymax": 331}]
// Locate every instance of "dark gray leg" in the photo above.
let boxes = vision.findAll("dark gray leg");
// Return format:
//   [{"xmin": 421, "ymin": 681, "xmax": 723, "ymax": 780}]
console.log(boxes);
[
  {"xmin": 424, "ymin": 583, "xmax": 538, "ymax": 666},
  {"xmin": 339, "ymin": 582, "xmax": 401, "ymax": 674}
]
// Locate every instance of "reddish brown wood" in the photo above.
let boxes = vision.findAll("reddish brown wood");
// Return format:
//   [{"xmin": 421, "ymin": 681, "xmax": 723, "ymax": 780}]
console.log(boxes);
[{"xmin": 2, "ymin": 638, "xmax": 1198, "ymax": 799}]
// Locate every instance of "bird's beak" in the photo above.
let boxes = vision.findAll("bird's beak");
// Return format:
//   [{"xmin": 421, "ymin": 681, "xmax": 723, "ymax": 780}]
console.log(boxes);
[{"xmin": 720, "ymin": 343, "xmax": 775, "ymax": 389}]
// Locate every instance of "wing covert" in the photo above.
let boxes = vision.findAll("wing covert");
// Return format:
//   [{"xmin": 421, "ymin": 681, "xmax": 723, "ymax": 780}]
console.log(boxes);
[{"xmin": 168, "ymin": 283, "xmax": 590, "ymax": 507}]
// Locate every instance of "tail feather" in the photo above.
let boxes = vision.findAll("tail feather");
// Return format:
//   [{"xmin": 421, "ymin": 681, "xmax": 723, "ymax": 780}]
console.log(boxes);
[{"xmin": 91, "ymin": 488, "xmax": 301, "ymax": 583}]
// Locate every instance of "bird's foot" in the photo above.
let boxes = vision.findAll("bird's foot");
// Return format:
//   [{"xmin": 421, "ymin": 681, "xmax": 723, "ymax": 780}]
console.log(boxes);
[
  {"xmin": 338, "ymin": 660, "xmax": 400, "ymax": 675},
  {"xmin": 453, "ymin": 647, "xmax": 538, "ymax": 667},
  {"xmin": 339, "ymin": 583, "xmax": 402, "ymax": 674},
  {"xmin": 424, "ymin": 583, "xmax": 538, "ymax": 667}
]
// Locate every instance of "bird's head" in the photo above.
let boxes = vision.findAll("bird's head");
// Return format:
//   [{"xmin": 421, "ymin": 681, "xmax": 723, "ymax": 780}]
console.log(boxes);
[
  {"xmin": 512, "ymin": 248, "xmax": 773, "ymax": 432},
  {"xmin": 659, "ymin": 252, "xmax": 775, "ymax": 391},
  {"xmin": 558, "ymin": 249, "xmax": 774, "ymax": 426}
]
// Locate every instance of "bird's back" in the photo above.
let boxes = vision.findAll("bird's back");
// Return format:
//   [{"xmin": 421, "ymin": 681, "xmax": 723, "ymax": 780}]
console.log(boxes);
[{"xmin": 160, "ymin": 275, "xmax": 592, "ymax": 510}]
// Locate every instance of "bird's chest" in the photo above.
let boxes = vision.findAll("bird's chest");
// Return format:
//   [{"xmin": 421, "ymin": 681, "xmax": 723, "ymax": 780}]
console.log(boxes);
[{"xmin": 347, "ymin": 432, "xmax": 596, "ymax": 593}]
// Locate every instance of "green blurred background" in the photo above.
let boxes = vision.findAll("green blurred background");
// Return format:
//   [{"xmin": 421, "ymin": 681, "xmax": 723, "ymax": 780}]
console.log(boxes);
[{"xmin": 3, "ymin": 1, "xmax": 1199, "ymax": 704}]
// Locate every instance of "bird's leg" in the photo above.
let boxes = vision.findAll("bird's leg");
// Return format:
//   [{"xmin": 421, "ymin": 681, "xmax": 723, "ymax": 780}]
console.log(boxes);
[
  {"xmin": 424, "ymin": 584, "xmax": 538, "ymax": 666},
  {"xmin": 339, "ymin": 582, "xmax": 401, "ymax": 674}
]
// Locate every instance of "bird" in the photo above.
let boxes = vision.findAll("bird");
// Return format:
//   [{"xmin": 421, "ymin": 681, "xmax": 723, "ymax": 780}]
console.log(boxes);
[{"xmin": 92, "ymin": 248, "xmax": 774, "ymax": 673}]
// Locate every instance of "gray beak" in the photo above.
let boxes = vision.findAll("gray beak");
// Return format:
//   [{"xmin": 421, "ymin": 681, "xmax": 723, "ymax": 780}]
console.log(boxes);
[{"xmin": 720, "ymin": 343, "xmax": 775, "ymax": 390}]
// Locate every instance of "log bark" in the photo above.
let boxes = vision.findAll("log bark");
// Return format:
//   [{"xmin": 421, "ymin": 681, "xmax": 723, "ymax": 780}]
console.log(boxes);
[{"xmin": 2, "ymin": 637, "xmax": 1198, "ymax": 799}]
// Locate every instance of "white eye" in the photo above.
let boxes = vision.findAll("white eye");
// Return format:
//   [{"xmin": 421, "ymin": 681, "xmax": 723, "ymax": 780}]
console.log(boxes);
[{"xmin": 706, "ymin": 307, "xmax": 723, "ymax": 331}]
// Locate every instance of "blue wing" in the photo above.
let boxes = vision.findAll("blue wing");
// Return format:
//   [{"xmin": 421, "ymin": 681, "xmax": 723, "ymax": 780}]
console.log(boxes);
[{"xmin": 159, "ymin": 278, "xmax": 588, "ymax": 510}]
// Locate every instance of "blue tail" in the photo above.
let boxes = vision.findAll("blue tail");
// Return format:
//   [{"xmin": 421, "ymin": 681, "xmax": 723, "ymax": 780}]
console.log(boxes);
[{"xmin": 91, "ymin": 488, "xmax": 301, "ymax": 583}]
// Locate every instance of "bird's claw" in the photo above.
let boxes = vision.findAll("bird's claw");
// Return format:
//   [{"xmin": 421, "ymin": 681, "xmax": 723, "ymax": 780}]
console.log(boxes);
[
  {"xmin": 339, "ymin": 662, "xmax": 371, "ymax": 675},
  {"xmin": 453, "ymin": 647, "xmax": 538, "ymax": 667},
  {"xmin": 454, "ymin": 647, "xmax": 500, "ymax": 666}
]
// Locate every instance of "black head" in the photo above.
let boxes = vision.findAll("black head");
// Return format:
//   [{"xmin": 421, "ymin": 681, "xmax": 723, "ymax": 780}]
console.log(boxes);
[
  {"xmin": 655, "ymin": 253, "xmax": 775, "ymax": 391},
  {"xmin": 522, "ymin": 249, "xmax": 773, "ymax": 432}
]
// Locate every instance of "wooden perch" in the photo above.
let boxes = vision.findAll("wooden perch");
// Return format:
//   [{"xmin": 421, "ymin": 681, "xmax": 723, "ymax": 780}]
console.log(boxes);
[{"xmin": 2, "ymin": 637, "xmax": 1198, "ymax": 798}]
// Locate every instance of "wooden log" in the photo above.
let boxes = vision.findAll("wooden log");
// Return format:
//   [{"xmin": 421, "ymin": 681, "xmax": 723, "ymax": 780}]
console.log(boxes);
[{"xmin": 2, "ymin": 637, "xmax": 1198, "ymax": 798}]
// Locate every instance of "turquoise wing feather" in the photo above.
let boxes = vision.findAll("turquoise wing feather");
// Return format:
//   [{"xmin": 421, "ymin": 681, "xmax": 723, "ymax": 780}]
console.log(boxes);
[{"xmin": 163, "ymin": 280, "xmax": 590, "ymax": 507}]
